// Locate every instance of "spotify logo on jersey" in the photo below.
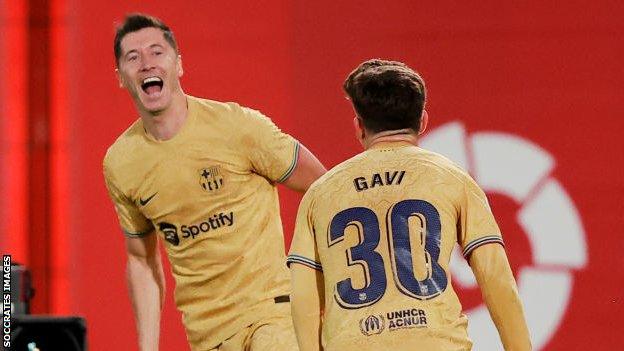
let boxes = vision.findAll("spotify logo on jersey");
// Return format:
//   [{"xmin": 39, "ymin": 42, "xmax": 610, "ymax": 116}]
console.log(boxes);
[{"xmin": 420, "ymin": 122, "xmax": 587, "ymax": 351}]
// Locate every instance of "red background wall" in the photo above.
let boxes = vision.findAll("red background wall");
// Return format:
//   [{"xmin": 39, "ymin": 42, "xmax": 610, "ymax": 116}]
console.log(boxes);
[
  {"xmin": 1, "ymin": 0, "xmax": 28, "ymax": 266},
  {"xmin": 2, "ymin": 1, "xmax": 624, "ymax": 350}
]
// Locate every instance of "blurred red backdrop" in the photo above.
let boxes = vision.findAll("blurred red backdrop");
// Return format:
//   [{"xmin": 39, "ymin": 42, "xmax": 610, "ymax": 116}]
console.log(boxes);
[{"xmin": 2, "ymin": 1, "xmax": 623, "ymax": 350}]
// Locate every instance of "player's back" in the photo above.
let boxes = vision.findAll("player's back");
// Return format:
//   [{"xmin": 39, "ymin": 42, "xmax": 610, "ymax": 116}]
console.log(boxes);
[{"xmin": 300, "ymin": 141, "xmax": 498, "ymax": 351}]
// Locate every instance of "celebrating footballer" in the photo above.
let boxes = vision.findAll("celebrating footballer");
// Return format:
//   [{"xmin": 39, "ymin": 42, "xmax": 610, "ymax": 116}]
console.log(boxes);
[{"xmin": 103, "ymin": 13, "xmax": 326, "ymax": 351}]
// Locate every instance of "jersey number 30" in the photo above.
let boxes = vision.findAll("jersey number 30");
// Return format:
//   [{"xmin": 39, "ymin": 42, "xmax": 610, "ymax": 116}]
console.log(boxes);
[{"xmin": 329, "ymin": 199, "xmax": 448, "ymax": 309}]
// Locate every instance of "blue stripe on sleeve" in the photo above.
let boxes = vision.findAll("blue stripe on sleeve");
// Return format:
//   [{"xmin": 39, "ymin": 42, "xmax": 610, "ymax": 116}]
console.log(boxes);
[
  {"xmin": 277, "ymin": 142, "xmax": 300, "ymax": 183},
  {"xmin": 463, "ymin": 235, "xmax": 504, "ymax": 258},
  {"xmin": 286, "ymin": 254, "xmax": 323, "ymax": 271}
]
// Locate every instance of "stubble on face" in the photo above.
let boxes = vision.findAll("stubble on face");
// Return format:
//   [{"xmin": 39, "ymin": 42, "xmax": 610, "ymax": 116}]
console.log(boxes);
[{"xmin": 117, "ymin": 27, "xmax": 183, "ymax": 117}]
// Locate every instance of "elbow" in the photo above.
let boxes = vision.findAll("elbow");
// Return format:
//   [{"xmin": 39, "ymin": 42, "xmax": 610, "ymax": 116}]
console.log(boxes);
[{"xmin": 126, "ymin": 253, "xmax": 163, "ymax": 282}]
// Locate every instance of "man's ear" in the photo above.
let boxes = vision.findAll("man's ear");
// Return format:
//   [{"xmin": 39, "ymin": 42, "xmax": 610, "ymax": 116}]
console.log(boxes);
[
  {"xmin": 115, "ymin": 68, "xmax": 125, "ymax": 88},
  {"xmin": 177, "ymin": 55, "xmax": 184, "ymax": 77},
  {"xmin": 353, "ymin": 115, "xmax": 366, "ymax": 145},
  {"xmin": 418, "ymin": 109, "xmax": 429, "ymax": 135}
]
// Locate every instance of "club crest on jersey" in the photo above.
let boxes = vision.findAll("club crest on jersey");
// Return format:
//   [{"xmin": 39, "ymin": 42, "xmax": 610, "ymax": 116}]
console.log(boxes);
[
  {"xmin": 359, "ymin": 315, "xmax": 385, "ymax": 336},
  {"xmin": 199, "ymin": 166, "xmax": 224, "ymax": 193}
]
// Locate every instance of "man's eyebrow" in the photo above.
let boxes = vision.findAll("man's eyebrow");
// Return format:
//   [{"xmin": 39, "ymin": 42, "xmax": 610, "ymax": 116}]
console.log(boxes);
[
  {"xmin": 124, "ymin": 49, "xmax": 138, "ymax": 58},
  {"xmin": 123, "ymin": 43, "xmax": 165, "ymax": 59}
]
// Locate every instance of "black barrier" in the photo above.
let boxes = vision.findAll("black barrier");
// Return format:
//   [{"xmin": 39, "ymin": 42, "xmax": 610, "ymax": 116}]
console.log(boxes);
[{"xmin": 8, "ymin": 315, "xmax": 86, "ymax": 351}]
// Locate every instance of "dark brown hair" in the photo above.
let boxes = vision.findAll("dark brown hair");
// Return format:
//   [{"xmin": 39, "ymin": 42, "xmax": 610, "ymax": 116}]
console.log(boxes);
[
  {"xmin": 114, "ymin": 13, "xmax": 178, "ymax": 66},
  {"xmin": 343, "ymin": 59, "xmax": 426, "ymax": 133}
]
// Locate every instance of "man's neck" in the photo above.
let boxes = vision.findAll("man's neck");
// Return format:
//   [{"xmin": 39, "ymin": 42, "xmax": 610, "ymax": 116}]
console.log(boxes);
[
  {"xmin": 364, "ymin": 129, "xmax": 418, "ymax": 149},
  {"xmin": 140, "ymin": 93, "xmax": 188, "ymax": 141}
]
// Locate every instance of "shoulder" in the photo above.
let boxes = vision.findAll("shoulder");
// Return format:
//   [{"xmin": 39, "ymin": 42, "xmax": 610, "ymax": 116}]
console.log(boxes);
[
  {"xmin": 188, "ymin": 95, "xmax": 264, "ymax": 124},
  {"xmin": 414, "ymin": 148, "xmax": 486, "ymax": 201},
  {"xmin": 413, "ymin": 147, "xmax": 474, "ymax": 184},
  {"xmin": 306, "ymin": 152, "xmax": 368, "ymax": 195},
  {"xmin": 308, "ymin": 147, "xmax": 474, "ymax": 193},
  {"xmin": 188, "ymin": 95, "xmax": 242, "ymax": 116},
  {"xmin": 103, "ymin": 119, "xmax": 145, "ymax": 176}
]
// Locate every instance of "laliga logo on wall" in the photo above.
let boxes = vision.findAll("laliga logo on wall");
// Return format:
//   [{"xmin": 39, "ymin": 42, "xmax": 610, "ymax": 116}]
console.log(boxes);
[{"xmin": 420, "ymin": 122, "xmax": 588, "ymax": 351}]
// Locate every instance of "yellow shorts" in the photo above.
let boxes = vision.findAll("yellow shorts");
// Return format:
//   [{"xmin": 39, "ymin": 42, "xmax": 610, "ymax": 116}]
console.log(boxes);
[{"xmin": 208, "ymin": 300, "xmax": 298, "ymax": 351}]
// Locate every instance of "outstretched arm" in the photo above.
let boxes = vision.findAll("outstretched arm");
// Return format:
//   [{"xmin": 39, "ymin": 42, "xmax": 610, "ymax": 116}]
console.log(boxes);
[
  {"xmin": 125, "ymin": 233, "xmax": 166, "ymax": 351},
  {"xmin": 469, "ymin": 244, "xmax": 532, "ymax": 351}
]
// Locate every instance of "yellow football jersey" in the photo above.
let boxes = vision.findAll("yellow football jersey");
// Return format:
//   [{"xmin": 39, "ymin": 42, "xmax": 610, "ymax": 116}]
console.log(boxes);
[
  {"xmin": 288, "ymin": 141, "xmax": 503, "ymax": 351},
  {"xmin": 103, "ymin": 96, "xmax": 299, "ymax": 350}
]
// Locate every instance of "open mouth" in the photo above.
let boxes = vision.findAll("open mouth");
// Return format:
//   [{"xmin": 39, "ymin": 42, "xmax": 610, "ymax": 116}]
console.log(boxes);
[{"xmin": 141, "ymin": 77, "xmax": 164, "ymax": 95}]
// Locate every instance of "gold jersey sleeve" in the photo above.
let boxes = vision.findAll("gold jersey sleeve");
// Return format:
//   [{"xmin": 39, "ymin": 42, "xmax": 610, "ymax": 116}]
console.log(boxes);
[
  {"xmin": 238, "ymin": 106, "xmax": 300, "ymax": 182},
  {"xmin": 103, "ymin": 156, "xmax": 154, "ymax": 236},
  {"xmin": 103, "ymin": 96, "xmax": 298, "ymax": 350},
  {"xmin": 288, "ymin": 142, "xmax": 507, "ymax": 351},
  {"xmin": 287, "ymin": 187, "xmax": 322, "ymax": 270},
  {"xmin": 458, "ymin": 173, "xmax": 504, "ymax": 258}
]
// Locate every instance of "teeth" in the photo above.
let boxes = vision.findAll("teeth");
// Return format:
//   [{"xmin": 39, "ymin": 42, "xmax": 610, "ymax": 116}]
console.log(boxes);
[{"xmin": 142, "ymin": 77, "xmax": 162, "ymax": 84}]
